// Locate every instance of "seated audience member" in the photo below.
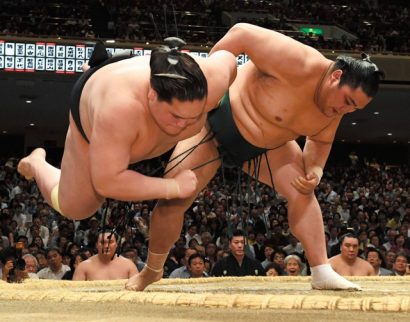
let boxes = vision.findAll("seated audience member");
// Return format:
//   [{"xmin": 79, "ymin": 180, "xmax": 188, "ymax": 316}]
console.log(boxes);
[
  {"xmin": 261, "ymin": 242, "xmax": 274, "ymax": 269},
  {"xmin": 35, "ymin": 250, "xmax": 48, "ymax": 270},
  {"xmin": 62, "ymin": 253, "xmax": 88, "ymax": 280},
  {"xmin": 73, "ymin": 231, "xmax": 138, "ymax": 280},
  {"xmin": 392, "ymin": 253, "xmax": 409, "ymax": 276},
  {"xmin": 169, "ymin": 247, "xmax": 198, "ymax": 278},
  {"xmin": 211, "ymin": 229, "xmax": 265, "ymax": 277},
  {"xmin": 284, "ymin": 254, "xmax": 303, "ymax": 276},
  {"xmin": 329, "ymin": 234, "xmax": 376, "ymax": 276},
  {"xmin": 265, "ymin": 262, "xmax": 284, "ymax": 277},
  {"xmin": 384, "ymin": 250, "xmax": 397, "ymax": 270},
  {"xmin": 390, "ymin": 234, "xmax": 410, "ymax": 256},
  {"xmin": 282, "ymin": 234, "xmax": 304, "ymax": 255},
  {"xmin": 187, "ymin": 253, "xmax": 208, "ymax": 278},
  {"xmin": 366, "ymin": 248, "xmax": 394, "ymax": 276},
  {"xmin": 122, "ymin": 248, "xmax": 145, "ymax": 271},
  {"xmin": 22, "ymin": 254, "xmax": 39, "ymax": 279},
  {"xmin": 37, "ymin": 248, "xmax": 71, "ymax": 280},
  {"xmin": 271, "ymin": 249, "xmax": 286, "ymax": 271}
]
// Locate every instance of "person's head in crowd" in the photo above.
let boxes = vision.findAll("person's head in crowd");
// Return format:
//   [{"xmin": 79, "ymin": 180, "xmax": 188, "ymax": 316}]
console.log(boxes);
[
  {"xmin": 89, "ymin": 216, "xmax": 99, "ymax": 229},
  {"xmin": 216, "ymin": 249, "xmax": 230, "ymax": 261},
  {"xmin": 263, "ymin": 242, "xmax": 274, "ymax": 260},
  {"xmin": 35, "ymin": 250, "xmax": 48, "ymax": 270},
  {"xmin": 187, "ymin": 253, "xmax": 206, "ymax": 278},
  {"xmin": 80, "ymin": 248, "xmax": 94, "ymax": 258},
  {"xmin": 366, "ymin": 248, "xmax": 386, "ymax": 272},
  {"xmin": 69, "ymin": 253, "xmax": 88, "ymax": 273},
  {"xmin": 32, "ymin": 236, "xmax": 45, "ymax": 249},
  {"xmin": 394, "ymin": 234, "xmax": 406, "ymax": 249},
  {"xmin": 195, "ymin": 244, "xmax": 205, "ymax": 256},
  {"xmin": 66, "ymin": 242, "xmax": 80, "ymax": 257},
  {"xmin": 46, "ymin": 248, "xmax": 63, "ymax": 273},
  {"xmin": 200, "ymin": 231, "xmax": 213, "ymax": 247},
  {"xmin": 385, "ymin": 229, "xmax": 398, "ymax": 244},
  {"xmin": 205, "ymin": 242, "xmax": 217, "ymax": 260},
  {"xmin": 385, "ymin": 250, "xmax": 396, "ymax": 269},
  {"xmin": 175, "ymin": 236, "xmax": 187, "ymax": 249},
  {"xmin": 16, "ymin": 235, "xmax": 29, "ymax": 249},
  {"xmin": 182, "ymin": 247, "xmax": 198, "ymax": 267},
  {"xmin": 284, "ymin": 254, "xmax": 303, "ymax": 276},
  {"xmin": 229, "ymin": 229, "xmax": 246, "ymax": 260},
  {"xmin": 22, "ymin": 254, "xmax": 39, "ymax": 273},
  {"xmin": 188, "ymin": 237, "xmax": 199, "ymax": 248},
  {"xmin": 287, "ymin": 234, "xmax": 299, "ymax": 246},
  {"xmin": 186, "ymin": 224, "xmax": 198, "ymax": 238},
  {"xmin": 392, "ymin": 253, "xmax": 409, "ymax": 276},
  {"xmin": 370, "ymin": 235, "xmax": 382, "ymax": 248},
  {"xmin": 122, "ymin": 248, "xmax": 139, "ymax": 264},
  {"xmin": 329, "ymin": 226, "xmax": 339, "ymax": 240},
  {"xmin": 62, "ymin": 253, "xmax": 71, "ymax": 266},
  {"xmin": 265, "ymin": 262, "xmax": 283, "ymax": 277},
  {"xmin": 271, "ymin": 249, "xmax": 286, "ymax": 269},
  {"xmin": 28, "ymin": 243, "xmax": 39, "ymax": 254}
]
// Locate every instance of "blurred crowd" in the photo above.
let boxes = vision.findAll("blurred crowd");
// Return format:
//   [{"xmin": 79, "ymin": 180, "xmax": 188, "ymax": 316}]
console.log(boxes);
[
  {"xmin": 0, "ymin": 152, "xmax": 409, "ymax": 282},
  {"xmin": 0, "ymin": 0, "xmax": 409, "ymax": 53}
]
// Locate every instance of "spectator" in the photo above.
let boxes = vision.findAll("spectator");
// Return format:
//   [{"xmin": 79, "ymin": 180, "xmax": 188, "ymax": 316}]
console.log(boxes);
[
  {"xmin": 187, "ymin": 253, "xmax": 208, "ymax": 278},
  {"xmin": 169, "ymin": 247, "xmax": 198, "ymax": 279},
  {"xmin": 265, "ymin": 262, "xmax": 284, "ymax": 276},
  {"xmin": 366, "ymin": 248, "xmax": 394, "ymax": 276},
  {"xmin": 211, "ymin": 229, "xmax": 265, "ymax": 277},
  {"xmin": 282, "ymin": 234, "xmax": 304, "ymax": 255},
  {"xmin": 22, "ymin": 254, "xmax": 39, "ymax": 279},
  {"xmin": 284, "ymin": 254, "xmax": 304, "ymax": 276},
  {"xmin": 392, "ymin": 253, "xmax": 409, "ymax": 276},
  {"xmin": 37, "ymin": 248, "xmax": 70, "ymax": 280}
]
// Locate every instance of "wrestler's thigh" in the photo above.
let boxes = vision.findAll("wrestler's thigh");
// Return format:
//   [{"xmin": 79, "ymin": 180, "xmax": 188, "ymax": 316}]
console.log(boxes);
[
  {"xmin": 159, "ymin": 127, "xmax": 221, "ymax": 209},
  {"xmin": 244, "ymin": 141, "xmax": 304, "ymax": 195},
  {"xmin": 58, "ymin": 140, "xmax": 103, "ymax": 217}
]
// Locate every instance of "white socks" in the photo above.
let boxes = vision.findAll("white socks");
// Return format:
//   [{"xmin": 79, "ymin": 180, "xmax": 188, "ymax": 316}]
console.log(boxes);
[{"xmin": 311, "ymin": 264, "xmax": 362, "ymax": 291}]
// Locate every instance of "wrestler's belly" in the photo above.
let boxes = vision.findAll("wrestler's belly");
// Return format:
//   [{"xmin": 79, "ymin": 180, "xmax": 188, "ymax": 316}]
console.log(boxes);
[{"xmin": 230, "ymin": 104, "xmax": 299, "ymax": 149}]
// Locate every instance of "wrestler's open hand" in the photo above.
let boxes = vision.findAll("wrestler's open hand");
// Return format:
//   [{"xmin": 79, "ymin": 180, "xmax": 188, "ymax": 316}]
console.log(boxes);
[
  {"xmin": 174, "ymin": 169, "xmax": 198, "ymax": 198},
  {"xmin": 290, "ymin": 172, "xmax": 319, "ymax": 195}
]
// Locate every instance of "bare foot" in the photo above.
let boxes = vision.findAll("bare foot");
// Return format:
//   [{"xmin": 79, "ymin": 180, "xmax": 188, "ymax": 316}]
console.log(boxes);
[
  {"xmin": 17, "ymin": 148, "xmax": 46, "ymax": 180},
  {"xmin": 125, "ymin": 266, "xmax": 163, "ymax": 291}
]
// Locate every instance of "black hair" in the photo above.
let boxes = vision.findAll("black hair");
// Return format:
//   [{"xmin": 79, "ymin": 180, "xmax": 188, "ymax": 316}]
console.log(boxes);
[
  {"xmin": 332, "ymin": 53, "xmax": 385, "ymax": 97},
  {"xmin": 150, "ymin": 37, "xmax": 208, "ymax": 103},
  {"xmin": 188, "ymin": 253, "xmax": 205, "ymax": 266},
  {"xmin": 339, "ymin": 232, "xmax": 360, "ymax": 245},
  {"xmin": 229, "ymin": 229, "xmax": 246, "ymax": 241},
  {"xmin": 264, "ymin": 262, "xmax": 284, "ymax": 276}
]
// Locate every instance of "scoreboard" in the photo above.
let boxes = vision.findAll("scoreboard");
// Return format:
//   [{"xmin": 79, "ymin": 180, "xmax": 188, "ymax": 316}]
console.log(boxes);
[{"xmin": 0, "ymin": 39, "xmax": 248, "ymax": 73}]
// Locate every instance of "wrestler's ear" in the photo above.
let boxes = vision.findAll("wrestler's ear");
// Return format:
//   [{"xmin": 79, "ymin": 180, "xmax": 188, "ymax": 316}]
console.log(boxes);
[
  {"xmin": 148, "ymin": 88, "xmax": 158, "ymax": 102},
  {"xmin": 330, "ymin": 69, "xmax": 343, "ymax": 83}
]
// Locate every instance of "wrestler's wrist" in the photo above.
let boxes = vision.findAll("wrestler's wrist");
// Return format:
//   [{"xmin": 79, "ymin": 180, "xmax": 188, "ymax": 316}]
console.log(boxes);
[
  {"xmin": 310, "ymin": 166, "xmax": 323, "ymax": 185},
  {"xmin": 165, "ymin": 178, "xmax": 180, "ymax": 199}
]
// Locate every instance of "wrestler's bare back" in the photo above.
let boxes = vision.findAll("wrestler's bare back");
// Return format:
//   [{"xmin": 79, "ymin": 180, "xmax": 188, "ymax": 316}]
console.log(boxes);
[
  {"xmin": 77, "ymin": 56, "xmax": 206, "ymax": 161},
  {"xmin": 229, "ymin": 60, "xmax": 337, "ymax": 149}
]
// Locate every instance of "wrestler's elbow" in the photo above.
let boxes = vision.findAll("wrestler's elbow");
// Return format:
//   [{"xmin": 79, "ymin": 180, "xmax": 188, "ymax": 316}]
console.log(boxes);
[{"xmin": 92, "ymin": 173, "xmax": 115, "ymax": 197}]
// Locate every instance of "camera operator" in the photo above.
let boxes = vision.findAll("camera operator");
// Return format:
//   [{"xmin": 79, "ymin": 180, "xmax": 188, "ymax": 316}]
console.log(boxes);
[{"xmin": 1, "ymin": 242, "xmax": 28, "ymax": 282}]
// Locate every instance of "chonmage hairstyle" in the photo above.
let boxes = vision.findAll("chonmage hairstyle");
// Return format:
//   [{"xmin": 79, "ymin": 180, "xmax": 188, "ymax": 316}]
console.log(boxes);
[
  {"xmin": 332, "ymin": 53, "xmax": 385, "ymax": 97},
  {"xmin": 150, "ymin": 37, "xmax": 208, "ymax": 103}
]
